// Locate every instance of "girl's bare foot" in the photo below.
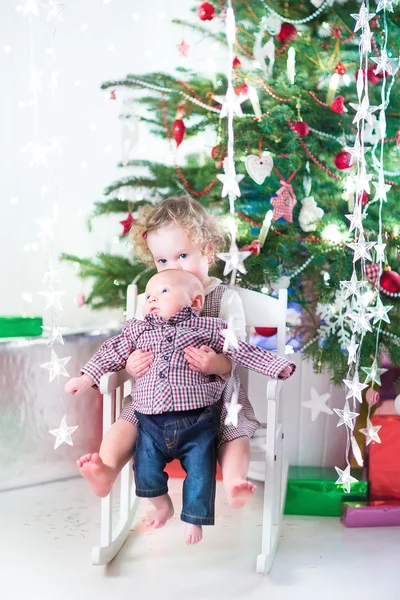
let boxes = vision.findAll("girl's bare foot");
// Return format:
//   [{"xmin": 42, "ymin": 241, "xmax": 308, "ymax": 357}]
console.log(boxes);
[
  {"xmin": 228, "ymin": 479, "xmax": 256, "ymax": 509},
  {"xmin": 184, "ymin": 524, "xmax": 203, "ymax": 545},
  {"xmin": 146, "ymin": 494, "xmax": 174, "ymax": 529},
  {"xmin": 77, "ymin": 453, "xmax": 116, "ymax": 498}
]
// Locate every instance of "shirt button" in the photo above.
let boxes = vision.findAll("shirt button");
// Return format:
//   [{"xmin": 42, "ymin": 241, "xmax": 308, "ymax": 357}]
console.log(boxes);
[
  {"xmin": 159, "ymin": 373, "xmax": 166, "ymax": 379},
  {"xmin": 166, "ymin": 336, "xmax": 172, "ymax": 342},
  {"xmin": 163, "ymin": 355, "xmax": 170, "ymax": 361}
]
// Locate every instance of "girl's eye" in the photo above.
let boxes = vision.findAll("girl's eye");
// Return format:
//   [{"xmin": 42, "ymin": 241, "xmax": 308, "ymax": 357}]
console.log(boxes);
[
  {"xmin": 179, "ymin": 253, "xmax": 188, "ymax": 259},
  {"xmin": 158, "ymin": 259, "xmax": 167, "ymax": 264},
  {"xmin": 161, "ymin": 288, "xmax": 169, "ymax": 294}
]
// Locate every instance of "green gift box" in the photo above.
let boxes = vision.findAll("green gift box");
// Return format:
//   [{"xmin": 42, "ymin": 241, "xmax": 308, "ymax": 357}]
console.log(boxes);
[
  {"xmin": 284, "ymin": 466, "xmax": 368, "ymax": 517},
  {"xmin": 0, "ymin": 316, "xmax": 43, "ymax": 338}
]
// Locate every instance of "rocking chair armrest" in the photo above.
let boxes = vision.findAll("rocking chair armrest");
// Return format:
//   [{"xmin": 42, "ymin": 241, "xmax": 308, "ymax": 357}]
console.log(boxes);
[
  {"xmin": 266, "ymin": 378, "xmax": 283, "ymax": 403},
  {"xmin": 99, "ymin": 369, "xmax": 132, "ymax": 394}
]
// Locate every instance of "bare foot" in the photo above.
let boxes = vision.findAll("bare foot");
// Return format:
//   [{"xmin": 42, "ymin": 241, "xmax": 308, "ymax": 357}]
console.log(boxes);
[
  {"xmin": 76, "ymin": 453, "xmax": 116, "ymax": 498},
  {"xmin": 146, "ymin": 495, "xmax": 174, "ymax": 529},
  {"xmin": 185, "ymin": 524, "xmax": 203, "ymax": 545},
  {"xmin": 228, "ymin": 479, "xmax": 256, "ymax": 509}
]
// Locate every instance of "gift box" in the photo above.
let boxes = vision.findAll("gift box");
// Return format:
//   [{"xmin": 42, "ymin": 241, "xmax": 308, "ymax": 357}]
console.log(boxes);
[
  {"xmin": 369, "ymin": 415, "xmax": 400, "ymax": 501},
  {"xmin": 341, "ymin": 501, "xmax": 400, "ymax": 528},
  {"xmin": 284, "ymin": 466, "xmax": 368, "ymax": 517},
  {"xmin": 0, "ymin": 316, "xmax": 43, "ymax": 338}
]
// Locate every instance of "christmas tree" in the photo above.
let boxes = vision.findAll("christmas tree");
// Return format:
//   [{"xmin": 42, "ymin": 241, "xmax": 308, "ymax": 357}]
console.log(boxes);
[{"xmin": 62, "ymin": 1, "xmax": 400, "ymax": 383}]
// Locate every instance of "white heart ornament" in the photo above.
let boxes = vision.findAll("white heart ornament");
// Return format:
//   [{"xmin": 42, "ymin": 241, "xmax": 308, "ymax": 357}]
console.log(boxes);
[{"xmin": 245, "ymin": 154, "xmax": 273, "ymax": 185}]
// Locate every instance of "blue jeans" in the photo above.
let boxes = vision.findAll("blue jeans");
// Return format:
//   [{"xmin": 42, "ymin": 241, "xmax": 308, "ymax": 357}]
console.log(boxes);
[{"xmin": 134, "ymin": 404, "xmax": 220, "ymax": 525}]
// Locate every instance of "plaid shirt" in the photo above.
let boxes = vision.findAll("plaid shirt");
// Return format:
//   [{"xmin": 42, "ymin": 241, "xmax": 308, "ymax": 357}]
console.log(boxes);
[{"xmin": 81, "ymin": 306, "xmax": 295, "ymax": 415}]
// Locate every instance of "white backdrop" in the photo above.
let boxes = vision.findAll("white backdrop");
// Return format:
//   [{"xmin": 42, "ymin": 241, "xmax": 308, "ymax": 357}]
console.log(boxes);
[{"xmin": 0, "ymin": 0, "xmax": 226, "ymax": 330}]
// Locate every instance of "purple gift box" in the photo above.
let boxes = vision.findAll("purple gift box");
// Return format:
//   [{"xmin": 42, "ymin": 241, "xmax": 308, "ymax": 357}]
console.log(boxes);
[{"xmin": 341, "ymin": 501, "xmax": 400, "ymax": 528}]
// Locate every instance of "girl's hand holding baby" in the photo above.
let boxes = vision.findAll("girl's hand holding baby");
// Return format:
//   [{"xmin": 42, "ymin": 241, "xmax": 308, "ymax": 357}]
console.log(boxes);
[
  {"xmin": 184, "ymin": 345, "xmax": 232, "ymax": 377},
  {"xmin": 126, "ymin": 349, "xmax": 153, "ymax": 378},
  {"xmin": 64, "ymin": 374, "xmax": 94, "ymax": 395}
]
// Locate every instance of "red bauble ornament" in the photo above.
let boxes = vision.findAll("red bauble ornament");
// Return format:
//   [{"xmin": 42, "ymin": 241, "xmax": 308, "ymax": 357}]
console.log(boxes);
[
  {"xmin": 366, "ymin": 388, "xmax": 380, "ymax": 407},
  {"xmin": 76, "ymin": 293, "xmax": 86, "ymax": 308},
  {"xmin": 380, "ymin": 270, "xmax": 400, "ymax": 295},
  {"xmin": 367, "ymin": 67, "xmax": 380, "ymax": 85},
  {"xmin": 334, "ymin": 61, "xmax": 346, "ymax": 75},
  {"xmin": 330, "ymin": 95, "xmax": 345, "ymax": 113},
  {"xmin": 255, "ymin": 327, "xmax": 278, "ymax": 337},
  {"xmin": 232, "ymin": 56, "xmax": 241, "ymax": 69},
  {"xmin": 334, "ymin": 150, "xmax": 353, "ymax": 170},
  {"xmin": 197, "ymin": 2, "xmax": 215, "ymax": 21},
  {"xmin": 235, "ymin": 83, "xmax": 248, "ymax": 96},
  {"xmin": 120, "ymin": 213, "xmax": 135, "ymax": 236},
  {"xmin": 276, "ymin": 23, "xmax": 297, "ymax": 42},
  {"xmin": 211, "ymin": 144, "xmax": 225, "ymax": 161},
  {"xmin": 293, "ymin": 121, "xmax": 309, "ymax": 137},
  {"xmin": 360, "ymin": 191, "xmax": 369, "ymax": 205},
  {"xmin": 172, "ymin": 118, "xmax": 186, "ymax": 147}
]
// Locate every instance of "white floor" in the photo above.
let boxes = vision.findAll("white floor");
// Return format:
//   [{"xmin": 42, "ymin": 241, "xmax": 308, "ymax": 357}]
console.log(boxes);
[{"xmin": 1, "ymin": 477, "xmax": 399, "ymax": 600}]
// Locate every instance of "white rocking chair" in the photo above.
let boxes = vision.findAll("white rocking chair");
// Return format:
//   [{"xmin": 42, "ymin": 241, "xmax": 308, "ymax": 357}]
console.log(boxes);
[{"xmin": 91, "ymin": 283, "xmax": 289, "ymax": 574}]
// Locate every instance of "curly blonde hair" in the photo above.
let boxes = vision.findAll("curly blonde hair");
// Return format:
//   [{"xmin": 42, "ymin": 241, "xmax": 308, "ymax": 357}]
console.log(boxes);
[{"xmin": 130, "ymin": 196, "xmax": 226, "ymax": 267}]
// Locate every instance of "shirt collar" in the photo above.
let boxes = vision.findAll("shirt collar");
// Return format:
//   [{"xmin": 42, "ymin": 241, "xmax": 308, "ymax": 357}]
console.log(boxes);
[
  {"xmin": 204, "ymin": 277, "xmax": 222, "ymax": 296},
  {"xmin": 144, "ymin": 305, "xmax": 199, "ymax": 326}
]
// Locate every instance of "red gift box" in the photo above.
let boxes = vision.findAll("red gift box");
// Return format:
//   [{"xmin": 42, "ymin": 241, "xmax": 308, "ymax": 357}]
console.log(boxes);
[{"xmin": 369, "ymin": 415, "xmax": 400, "ymax": 501}]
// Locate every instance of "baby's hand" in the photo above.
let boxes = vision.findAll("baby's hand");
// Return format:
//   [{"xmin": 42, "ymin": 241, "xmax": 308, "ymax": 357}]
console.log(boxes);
[
  {"xmin": 64, "ymin": 374, "xmax": 93, "ymax": 395},
  {"xmin": 278, "ymin": 366, "xmax": 293, "ymax": 380},
  {"xmin": 126, "ymin": 349, "xmax": 153, "ymax": 378},
  {"xmin": 184, "ymin": 345, "xmax": 232, "ymax": 377}
]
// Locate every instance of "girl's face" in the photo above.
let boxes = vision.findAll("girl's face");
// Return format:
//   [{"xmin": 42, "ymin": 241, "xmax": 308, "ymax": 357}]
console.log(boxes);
[{"xmin": 146, "ymin": 224, "xmax": 212, "ymax": 287}]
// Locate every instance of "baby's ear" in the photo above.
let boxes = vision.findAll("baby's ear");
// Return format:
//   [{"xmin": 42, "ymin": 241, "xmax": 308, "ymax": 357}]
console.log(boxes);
[{"xmin": 191, "ymin": 293, "xmax": 205, "ymax": 313}]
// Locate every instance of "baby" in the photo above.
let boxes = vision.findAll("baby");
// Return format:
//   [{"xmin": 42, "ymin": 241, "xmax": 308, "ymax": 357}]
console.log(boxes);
[{"xmin": 66, "ymin": 270, "xmax": 295, "ymax": 544}]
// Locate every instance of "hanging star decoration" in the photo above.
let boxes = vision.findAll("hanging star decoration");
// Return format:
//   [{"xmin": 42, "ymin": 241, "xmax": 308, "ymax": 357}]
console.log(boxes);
[
  {"xmin": 177, "ymin": 40, "xmax": 190, "ymax": 57},
  {"xmin": 345, "ymin": 138, "xmax": 369, "ymax": 166},
  {"xmin": 345, "ymin": 202, "xmax": 363, "ymax": 234},
  {"xmin": 49, "ymin": 415, "xmax": 79, "ymax": 450},
  {"xmin": 270, "ymin": 181, "xmax": 297, "ymax": 223},
  {"xmin": 371, "ymin": 51, "xmax": 400, "ymax": 76},
  {"xmin": 214, "ymin": 86, "xmax": 248, "ymax": 118},
  {"xmin": 224, "ymin": 382, "xmax": 242, "ymax": 427},
  {"xmin": 302, "ymin": 387, "xmax": 333, "ymax": 422},
  {"xmin": 38, "ymin": 289, "xmax": 65, "ymax": 311},
  {"xmin": 343, "ymin": 371, "xmax": 368, "ymax": 404},
  {"xmin": 347, "ymin": 309, "xmax": 373, "ymax": 334},
  {"xmin": 347, "ymin": 234, "xmax": 376, "ymax": 262},
  {"xmin": 41, "ymin": 324, "xmax": 68, "ymax": 346},
  {"xmin": 376, "ymin": 0, "xmax": 396, "ymax": 12},
  {"xmin": 374, "ymin": 238, "xmax": 387, "ymax": 263},
  {"xmin": 26, "ymin": 141, "xmax": 51, "ymax": 167},
  {"xmin": 349, "ymin": 96, "xmax": 379, "ymax": 126},
  {"xmin": 335, "ymin": 465, "xmax": 358, "ymax": 493},
  {"xmin": 369, "ymin": 296, "xmax": 392, "ymax": 324},
  {"xmin": 217, "ymin": 243, "xmax": 251, "ymax": 277},
  {"xmin": 333, "ymin": 400, "xmax": 359, "ymax": 430},
  {"xmin": 346, "ymin": 336, "xmax": 359, "ymax": 365},
  {"xmin": 40, "ymin": 349, "xmax": 71, "ymax": 382},
  {"xmin": 43, "ymin": 261, "xmax": 64, "ymax": 286},
  {"xmin": 361, "ymin": 359, "xmax": 388, "ymax": 386},
  {"xmin": 35, "ymin": 217, "xmax": 55, "ymax": 240},
  {"xmin": 217, "ymin": 159, "xmax": 244, "ymax": 199},
  {"xmin": 359, "ymin": 418, "xmax": 382, "ymax": 446},
  {"xmin": 351, "ymin": 5, "xmax": 375, "ymax": 33},
  {"xmin": 120, "ymin": 213, "xmax": 134, "ymax": 236},
  {"xmin": 221, "ymin": 318, "xmax": 239, "ymax": 352},
  {"xmin": 341, "ymin": 272, "xmax": 365, "ymax": 299},
  {"xmin": 372, "ymin": 176, "xmax": 391, "ymax": 203}
]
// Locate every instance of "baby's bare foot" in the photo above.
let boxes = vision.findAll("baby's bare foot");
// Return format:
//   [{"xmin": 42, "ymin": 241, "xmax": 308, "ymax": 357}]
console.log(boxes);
[
  {"xmin": 77, "ymin": 453, "xmax": 115, "ymax": 498},
  {"xmin": 146, "ymin": 495, "xmax": 174, "ymax": 529},
  {"xmin": 228, "ymin": 479, "xmax": 257, "ymax": 509},
  {"xmin": 185, "ymin": 524, "xmax": 203, "ymax": 545}
]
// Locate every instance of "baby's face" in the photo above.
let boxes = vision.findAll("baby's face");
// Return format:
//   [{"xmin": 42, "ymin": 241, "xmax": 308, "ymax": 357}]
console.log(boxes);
[{"xmin": 143, "ymin": 273, "xmax": 193, "ymax": 320}]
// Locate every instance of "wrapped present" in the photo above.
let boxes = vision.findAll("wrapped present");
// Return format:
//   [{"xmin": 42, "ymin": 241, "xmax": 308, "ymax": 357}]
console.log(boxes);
[
  {"xmin": 284, "ymin": 466, "xmax": 368, "ymax": 517},
  {"xmin": 341, "ymin": 501, "xmax": 400, "ymax": 528},
  {"xmin": 0, "ymin": 316, "xmax": 43, "ymax": 338},
  {"xmin": 369, "ymin": 415, "xmax": 400, "ymax": 501}
]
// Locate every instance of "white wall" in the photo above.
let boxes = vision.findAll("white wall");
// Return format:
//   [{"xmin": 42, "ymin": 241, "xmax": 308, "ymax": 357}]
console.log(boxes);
[{"xmin": 0, "ymin": 0, "xmax": 226, "ymax": 330}]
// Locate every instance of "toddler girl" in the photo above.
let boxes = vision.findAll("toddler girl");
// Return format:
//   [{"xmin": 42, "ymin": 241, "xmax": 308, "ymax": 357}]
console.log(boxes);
[{"xmin": 76, "ymin": 196, "xmax": 280, "ymax": 511}]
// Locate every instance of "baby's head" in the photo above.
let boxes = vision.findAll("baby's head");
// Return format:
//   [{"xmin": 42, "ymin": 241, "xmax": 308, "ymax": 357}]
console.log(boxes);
[
  {"xmin": 143, "ymin": 270, "xmax": 205, "ymax": 320},
  {"xmin": 130, "ymin": 196, "xmax": 226, "ymax": 286}
]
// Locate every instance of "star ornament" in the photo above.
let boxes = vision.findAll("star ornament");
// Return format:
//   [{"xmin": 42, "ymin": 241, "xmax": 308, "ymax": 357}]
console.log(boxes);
[
  {"xmin": 361, "ymin": 359, "xmax": 388, "ymax": 386},
  {"xmin": 38, "ymin": 289, "xmax": 65, "ymax": 312},
  {"xmin": 376, "ymin": 0, "xmax": 395, "ymax": 13},
  {"xmin": 214, "ymin": 87, "xmax": 248, "ymax": 118},
  {"xmin": 333, "ymin": 400, "xmax": 359, "ymax": 430},
  {"xmin": 371, "ymin": 52, "xmax": 400, "ymax": 77},
  {"xmin": 177, "ymin": 40, "xmax": 189, "ymax": 57},
  {"xmin": 343, "ymin": 371, "xmax": 368, "ymax": 404},
  {"xmin": 369, "ymin": 296, "xmax": 392, "ymax": 325},
  {"xmin": 335, "ymin": 465, "xmax": 358, "ymax": 494},
  {"xmin": 41, "ymin": 324, "xmax": 68, "ymax": 346},
  {"xmin": 348, "ymin": 309, "xmax": 373, "ymax": 334},
  {"xmin": 359, "ymin": 418, "xmax": 382, "ymax": 446},
  {"xmin": 302, "ymin": 387, "xmax": 333, "ymax": 422},
  {"xmin": 372, "ymin": 177, "xmax": 391, "ymax": 203},
  {"xmin": 40, "ymin": 350, "xmax": 71, "ymax": 382},
  {"xmin": 351, "ymin": 5, "xmax": 375, "ymax": 33},
  {"xmin": 341, "ymin": 272, "xmax": 364, "ymax": 299},
  {"xmin": 346, "ymin": 336, "xmax": 359, "ymax": 365},
  {"xmin": 345, "ymin": 203, "xmax": 363, "ymax": 234},
  {"xmin": 217, "ymin": 172, "xmax": 244, "ymax": 199},
  {"xmin": 349, "ymin": 96, "xmax": 379, "ymax": 126},
  {"xmin": 49, "ymin": 415, "xmax": 79, "ymax": 450},
  {"xmin": 347, "ymin": 235, "xmax": 376, "ymax": 263},
  {"xmin": 120, "ymin": 213, "xmax": 134, "ymax": 236},
  {"xmin": 217, "ymin": 245, "xmax": 252, "ymax": 277},
  {"xmin": 270, "ymin": 182, "xmax": 297, "ymax": 223}
]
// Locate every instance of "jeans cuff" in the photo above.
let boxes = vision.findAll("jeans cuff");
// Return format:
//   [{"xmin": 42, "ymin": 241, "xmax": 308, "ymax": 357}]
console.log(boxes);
[
  {"xmin": 180, "ymin": 511, "xmax": 215, "ymax": 525},
  {"xmin": 135, "ymin": 486, "xmax": 169, "ymax": 498}
]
